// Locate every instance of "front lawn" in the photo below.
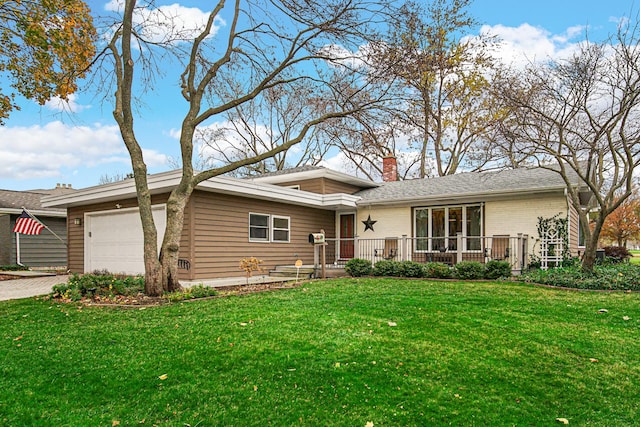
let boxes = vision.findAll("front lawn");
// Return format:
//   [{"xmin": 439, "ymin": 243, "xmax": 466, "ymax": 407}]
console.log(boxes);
[{"xmin": 1, "ymin": 279, "xmax": 639, "ymax": 426}]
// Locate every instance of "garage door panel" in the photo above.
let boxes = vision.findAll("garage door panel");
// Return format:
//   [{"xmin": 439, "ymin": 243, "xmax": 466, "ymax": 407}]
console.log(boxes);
[{"xmin": 86, "ymin": 205, "xmax": 166, "ymax": 275}]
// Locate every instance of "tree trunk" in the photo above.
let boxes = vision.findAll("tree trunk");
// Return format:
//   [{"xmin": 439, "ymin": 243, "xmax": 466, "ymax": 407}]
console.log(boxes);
[
  {"xmin": 159, "ymin": 189, "xmax": 191, "ymax": 293},
  {"xmin": 581, "ymin": 219, "xmax": 604, "ymax": 274}
]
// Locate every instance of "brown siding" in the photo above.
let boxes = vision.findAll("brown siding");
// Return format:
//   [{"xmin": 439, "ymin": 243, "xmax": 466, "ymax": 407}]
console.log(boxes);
[
  {"xmin": 67, "ymin": 191, "xmax": 335, "ymax": 280},
  {"xmin": 0, "ymin": 214, "xmax": 10, "ymax": 265},
  {"xmin": 191, "ymin": 190, "xmax": 335, "ymax": 279},
  {"xmin": 273, "ymin": 178, "xmax": 362, "ymax": 195}
]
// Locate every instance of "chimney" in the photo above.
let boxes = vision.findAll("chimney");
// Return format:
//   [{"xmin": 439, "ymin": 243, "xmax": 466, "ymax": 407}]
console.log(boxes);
[{"xmin": 382, "ymin": 155, "xmax": 398, "ymax": 182}]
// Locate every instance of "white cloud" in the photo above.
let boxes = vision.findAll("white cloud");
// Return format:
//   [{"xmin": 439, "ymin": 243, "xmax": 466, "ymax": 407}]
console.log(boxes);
[
  {"xmin": 0, "ymin": 122, "xmax": 127, "ymax": 180},
  {"xmin": 44, "ymin": 94, "xmax": 90, "ymax": 113},
  {"xmin": 479, "ymin": 23, "xmax": 585, "ymax": 68},
  {"xmin": 104, "ymin": 0, "xmax": 224, "ymax": 44}
]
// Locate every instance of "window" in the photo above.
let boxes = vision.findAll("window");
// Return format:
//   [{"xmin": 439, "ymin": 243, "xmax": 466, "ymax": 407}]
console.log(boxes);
[
  {"xmin": 414, "ymin": 205, "xmax": 483, "ymax": 251},
  {"xmin": 249, "ymin": 213, "xmax": 269, "ymax": 242},
  {"xmin": 249, "ymin": 213, "xmax": 290, "ymax": 243},
  {"xmin": 272, "ymin": 216, "xmax": 290, "ymax": 242}
]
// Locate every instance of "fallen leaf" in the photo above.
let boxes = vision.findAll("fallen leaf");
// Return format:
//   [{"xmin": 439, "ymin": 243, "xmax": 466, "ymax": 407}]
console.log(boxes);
[
  {"xmin": 365, "ymin": 422, "xmax": 374, "ymax": 427},
  {"xmin": 623, "ymin": 316, "xmax": 631, "ymax": 321},
  {"xmin": 158, "ymin": 374, "xmax": 168, "ymax": 380},
  {"xmin": 335, "ymin": 362, "xmax": 341, "ymax": 368},
  {"xmin": 240, "ymin": 322, "xmax": 248, "ymax": 326},
  {"xmin": 253, "ymin": 385, "xmax": 258, "ymax": 391},
  {"xmin": 598, "ymin": 309, "xmax": 608, "ymax": 314},
  {"xmin": 13, "ymin": 335, "xmax": 23, "ymax": 341},
  {"xmin": 112, "ymin": 421, "xmax": 120, "ymax": 426},
  {"xmin": 388, "ymin": 321, "xmax": 397, "ymax": 327},
  {"xmin": 589, "ymin": 358, "xmax": 599, "ymax": 363},
  {"xmin": 454, "ymin": 393, "xmax": 462, "ymax": 399},
  {"xmin": 556, "ymin": 417, "xmax": 569, "ymax": 424}
]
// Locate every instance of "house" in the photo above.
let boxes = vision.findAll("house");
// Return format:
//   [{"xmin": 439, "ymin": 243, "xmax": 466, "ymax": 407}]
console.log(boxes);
[
  {"xmin": 0, "ymin": 184, "xmax": 75, "ymax": 267},
  {"xmin": 41, "ymin": 161, "xmax": 590, "ymax": 281}
]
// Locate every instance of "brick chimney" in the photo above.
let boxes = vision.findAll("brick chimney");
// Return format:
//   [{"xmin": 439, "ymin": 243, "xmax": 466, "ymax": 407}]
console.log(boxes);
[{"xmin": 382, "ymin": 155, "xmax": 398, "ymax": 182}]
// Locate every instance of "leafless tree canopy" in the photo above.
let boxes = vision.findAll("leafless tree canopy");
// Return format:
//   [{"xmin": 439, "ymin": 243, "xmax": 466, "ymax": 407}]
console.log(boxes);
[{"xmin": 493, "ymin": 18, "xmax": 640, "ymax": 271}]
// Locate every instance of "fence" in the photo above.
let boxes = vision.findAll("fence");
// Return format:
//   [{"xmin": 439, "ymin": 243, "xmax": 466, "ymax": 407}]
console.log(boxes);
[{"xmin": 323, "ymin": 233, "xmax": 529, "ymax": 275}]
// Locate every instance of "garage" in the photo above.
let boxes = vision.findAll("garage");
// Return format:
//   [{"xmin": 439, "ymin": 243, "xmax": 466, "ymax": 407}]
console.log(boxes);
[{"xmin": 85, "ymin": 205, "xmax": 166, "ymax": 275}]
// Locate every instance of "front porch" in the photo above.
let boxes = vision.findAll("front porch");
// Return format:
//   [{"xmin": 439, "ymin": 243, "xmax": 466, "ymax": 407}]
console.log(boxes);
[{"xmin": 318, "ymin": 234, "xmax": 530, "ymax": 275}]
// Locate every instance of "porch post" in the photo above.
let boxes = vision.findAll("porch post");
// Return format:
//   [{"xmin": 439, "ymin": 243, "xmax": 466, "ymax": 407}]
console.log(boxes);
[
  {"xmin": 401, "ymin": 235, "xmax": 407, "ymax": 261},
  {"xmin": 353, "ymin": 235, "xmax": 359, "ymax": 259},
  {"xmin": 515, "ymin": 233, "xmax": 524, "ymax": 275},
  {"xmin": 456, "ymin": 232, "xmax": 463, "ymax": 264}
]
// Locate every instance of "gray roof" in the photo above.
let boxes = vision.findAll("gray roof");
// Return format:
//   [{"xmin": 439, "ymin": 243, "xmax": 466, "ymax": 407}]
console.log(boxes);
[
  {"xmin": 355, "ymin": 167, "xmax": 581, "ymax": 205},
  {"xmin": 0, "ymin": 189, "xmax": 69, "ymax": 214}
]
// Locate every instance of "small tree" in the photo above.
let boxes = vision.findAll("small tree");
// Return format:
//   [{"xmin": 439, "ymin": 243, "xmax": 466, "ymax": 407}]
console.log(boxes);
[
  {"xmin": 0, "ymin": 0, "xmax": 96, "ymax": 123},
  {"xmin": 600, "ymin": 194, "xmax": 640, "ymax": 247}
]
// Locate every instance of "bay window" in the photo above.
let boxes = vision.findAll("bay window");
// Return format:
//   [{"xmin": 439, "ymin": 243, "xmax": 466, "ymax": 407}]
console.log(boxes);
[{"xmin": 414, "ymin": 205, "xmax": 482, "ymax": 251}]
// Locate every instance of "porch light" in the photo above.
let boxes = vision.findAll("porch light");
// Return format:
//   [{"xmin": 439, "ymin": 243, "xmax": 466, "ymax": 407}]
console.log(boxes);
[{"xmin": 74, "ymin": 218, "xmax": 81, "ymax": 225}]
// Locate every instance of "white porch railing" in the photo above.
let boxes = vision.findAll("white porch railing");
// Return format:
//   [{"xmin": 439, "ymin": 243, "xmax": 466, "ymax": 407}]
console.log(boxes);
[{"xmin": 323, "ymin": 233, "xmax": 529, "ymax": 275}]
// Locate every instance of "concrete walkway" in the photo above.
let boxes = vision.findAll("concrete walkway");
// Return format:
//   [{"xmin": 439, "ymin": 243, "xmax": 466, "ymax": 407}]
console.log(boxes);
[{"xmin": 0, "ymin": 275, "xmax": 68, "ymax": 301}]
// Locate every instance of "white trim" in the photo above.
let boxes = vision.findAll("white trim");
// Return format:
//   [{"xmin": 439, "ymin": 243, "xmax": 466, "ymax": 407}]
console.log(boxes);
[
  {"xmin": 249, "ymin": 212, "xmax": 270, "ymax": 242},
  {"xmin": 252, "ymin": 168, "xmax": 378, "ymax": 189},
  {"xmin": 414, "ymin": 204, "xmax": 483, "ymax": 252},
  {"xmin": 0, "ymin": 207, "xmax": 66, "ymax": 218},
  {"xmin": 42, "ymin": 169, "xmax": 360, "ymax": 211},
  {"xmin": 271, "ymin": 215, "xmax": 290, "ymax": 243}
]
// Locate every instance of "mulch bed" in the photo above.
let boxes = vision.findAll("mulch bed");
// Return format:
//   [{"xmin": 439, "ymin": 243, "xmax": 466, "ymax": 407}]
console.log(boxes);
[{"xmin": 51, "ymin": 280, "xmax": 306, "ymax": 308}]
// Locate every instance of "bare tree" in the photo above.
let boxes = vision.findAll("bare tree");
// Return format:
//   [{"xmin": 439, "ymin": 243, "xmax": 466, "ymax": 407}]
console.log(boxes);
[
  {"xmin": 370, "ymin": 0, "xmax": 500, "ymax": 177},
  {"xmin": 494, "ymin": 18, "xmax": 640, "ymax": 272},
  {"xmin": 194, "ymin": 79, "xmax": 331, "ymax": 176},
  {"xmin": 101, "ymin": 0, "xmax": 394, "ymax": 295}
]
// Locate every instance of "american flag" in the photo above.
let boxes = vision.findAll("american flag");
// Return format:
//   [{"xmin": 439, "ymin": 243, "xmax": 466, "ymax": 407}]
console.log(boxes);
[{"xmin": 13, "ymin": 210, "xmax": 44, "ymax": 235}]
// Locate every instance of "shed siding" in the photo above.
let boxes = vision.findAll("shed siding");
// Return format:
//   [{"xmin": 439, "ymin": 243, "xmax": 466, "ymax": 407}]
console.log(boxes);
[
  {"xmin": 9, "ymin": 215, "xmax": 67, "ymax": 267},
  {"xmin": 0, "ymin": 214, "xmax": 10, "ymax": 265},
  {"xmin": 191, "ymin": 190, "xmax": 335, "ymax": 279}
]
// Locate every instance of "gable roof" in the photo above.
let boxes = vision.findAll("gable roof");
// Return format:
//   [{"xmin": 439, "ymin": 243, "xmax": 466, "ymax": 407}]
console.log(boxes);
[{"xmin": 355, "ymin": 167, "xmax": 583, "ymax": 206}]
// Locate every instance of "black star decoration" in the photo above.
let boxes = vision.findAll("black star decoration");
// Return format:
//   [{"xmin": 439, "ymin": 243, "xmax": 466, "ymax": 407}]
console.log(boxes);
[{"xmin": 362, "ymin": 215, "xmax": 377, "ymax": 232}]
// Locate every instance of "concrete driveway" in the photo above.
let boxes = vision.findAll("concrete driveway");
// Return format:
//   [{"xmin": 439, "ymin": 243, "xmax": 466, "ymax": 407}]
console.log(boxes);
[{"xmin": 0, "ymin": 275, "xmax": 68, "ymax": 301}]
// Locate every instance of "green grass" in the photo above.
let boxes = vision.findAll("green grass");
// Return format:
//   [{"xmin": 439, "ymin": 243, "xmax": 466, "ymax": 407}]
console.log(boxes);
[
  {"xmin": 630, "ymin": 250, "xmax": 640, "ymax": 265},
  {"xmin": 2, "ymin": 279, "xmax": 640, "ymax": 426}
]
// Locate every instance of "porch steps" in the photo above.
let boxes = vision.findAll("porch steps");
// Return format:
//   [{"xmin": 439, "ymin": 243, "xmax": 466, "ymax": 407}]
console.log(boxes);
[{"xmin": 269, "ymin": 265, "xmax": 315, "ymax": 279}]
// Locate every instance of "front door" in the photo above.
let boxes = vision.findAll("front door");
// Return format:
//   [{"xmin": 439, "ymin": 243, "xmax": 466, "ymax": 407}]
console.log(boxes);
[{"xmin": 339, "ymin": 214, "xmax": 355, "ymax": 259}]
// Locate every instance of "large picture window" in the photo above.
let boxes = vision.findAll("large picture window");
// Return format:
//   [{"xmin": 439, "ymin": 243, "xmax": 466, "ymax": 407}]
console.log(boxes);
[
  {"xmin": 414, "ymin": 205, "xmax": 482, "ymax": 251},
  {"xmin": 249, "ymin": 213, "xmax": 290, "ymax": 243}
]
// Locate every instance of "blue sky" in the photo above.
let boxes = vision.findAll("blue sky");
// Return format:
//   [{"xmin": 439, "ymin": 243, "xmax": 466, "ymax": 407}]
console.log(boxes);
[{"xmin": 0, "ymin": 0, "xmax": 634, "ymax": 191}]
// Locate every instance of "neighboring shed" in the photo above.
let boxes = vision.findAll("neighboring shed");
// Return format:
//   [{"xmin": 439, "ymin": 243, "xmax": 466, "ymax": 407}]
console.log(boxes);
[{"xmin": 0, "ymin": 184, "xmax": 74, "ymax": 267}]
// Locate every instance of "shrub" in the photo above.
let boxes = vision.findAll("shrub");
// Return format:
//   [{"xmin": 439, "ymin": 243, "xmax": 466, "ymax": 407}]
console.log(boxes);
[
  {"xmin": 398, "ymin": 261, "xmax": 425, "ymax": 278},
  {"xmin": 0, "ymin": 264, "xmax": 29, "ymax": 271},
  {"xmin": 54, "ymin": 272, "xmax": 144, "ymax": 299},
  {"xmin": 454, "ymin": 261, "xmax": 485, "ymax": 280},
  {"xmin": 344, "ymin": 258, "xmax": 372, "ymax": 277},
  {"xmin": 165, "ymin": 285, "xmax": 218, "ymax": 302},
  {"xmin": 484, "ymin": 260, "xmax": 512, "ymax": 279},
  {"xmin": 373, "ymin": 260, "xmax": 402, "ymax": 277},
  {"xmin": 517, "ymin": 263, "xmax": 640, "ymax": 291},
  {"xmin": 603, "ymin": 246, "xmax": 631, "ymax": 263},
  {"xmin": 423, "ymin": 262, "xmax": 452, "ymax": 279}
]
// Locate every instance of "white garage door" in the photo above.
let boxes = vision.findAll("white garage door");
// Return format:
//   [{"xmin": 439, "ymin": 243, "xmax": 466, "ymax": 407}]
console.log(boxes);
[{"xmin": 85, "ymin": 205, "xmax": 166, "ymax": 275}]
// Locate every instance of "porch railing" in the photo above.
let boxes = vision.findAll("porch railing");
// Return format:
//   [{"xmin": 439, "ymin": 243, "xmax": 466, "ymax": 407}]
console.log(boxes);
[{"xmin": 323, "ymin": 233, "xmax": 529, "ymax": 275}]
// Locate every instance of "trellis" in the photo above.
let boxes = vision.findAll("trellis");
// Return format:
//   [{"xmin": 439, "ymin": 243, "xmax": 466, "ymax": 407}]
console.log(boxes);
[{"xmin": 537, "ymin": 214, "xmax": 570, "ymax": 270}]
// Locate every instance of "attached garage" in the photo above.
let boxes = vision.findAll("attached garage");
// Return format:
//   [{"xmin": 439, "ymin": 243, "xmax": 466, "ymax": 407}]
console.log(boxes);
[{"xmin": 84, "ymin": 205, "xmax": 166, "ymax": 275}]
